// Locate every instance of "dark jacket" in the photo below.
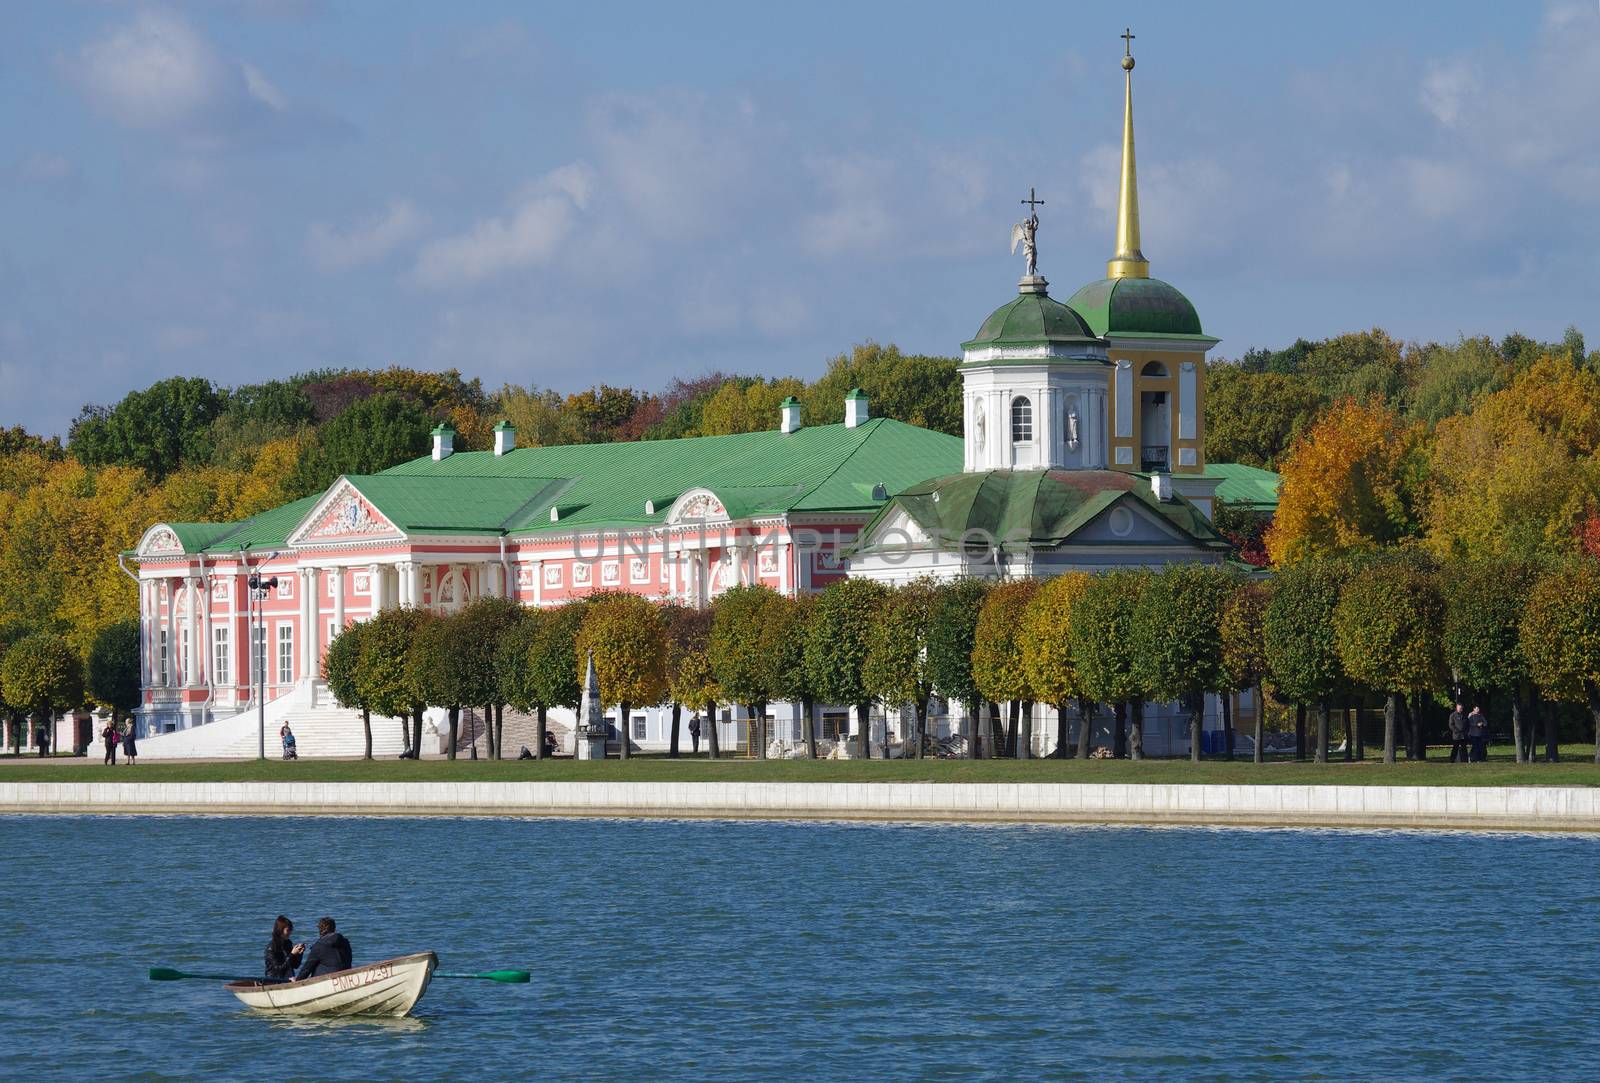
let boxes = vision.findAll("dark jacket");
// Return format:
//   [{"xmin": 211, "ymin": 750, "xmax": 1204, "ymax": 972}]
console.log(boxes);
[
  {"xmin": 295, "ymin": 931, "xmax": 353, "ymax": 979},
  {"xmin": 1448, "ymin": 711, "xmax": 1467, "ymax": 739},
  {"xmin": 264, "ymin": 936, "xmax": 299, "ymax": 980}
]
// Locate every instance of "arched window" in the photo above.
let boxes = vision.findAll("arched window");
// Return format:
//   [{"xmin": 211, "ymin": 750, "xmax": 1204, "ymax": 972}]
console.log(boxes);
[
  {"xmin": 1010, "ymin": 396, "xmax": 1033, "ymax": 443},
  {"xmin": 1141, "ymin": 361, "xmax": 1169, "ymax": 377}
]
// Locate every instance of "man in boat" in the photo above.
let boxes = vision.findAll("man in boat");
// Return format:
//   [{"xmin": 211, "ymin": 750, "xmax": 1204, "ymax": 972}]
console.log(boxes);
[{"xmin": 294, "ymin": 916, "xmax": 353, "ymax": 979}]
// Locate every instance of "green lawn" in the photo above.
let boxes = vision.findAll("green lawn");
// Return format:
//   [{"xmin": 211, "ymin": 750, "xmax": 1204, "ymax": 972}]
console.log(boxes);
[{"xmin": 1, "ymin": 746, "xmax": 1597, "ymax": 785}]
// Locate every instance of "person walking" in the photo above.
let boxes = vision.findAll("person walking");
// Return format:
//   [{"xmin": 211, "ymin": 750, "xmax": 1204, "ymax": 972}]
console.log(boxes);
[
  {"xmin": 1467, "ymin": 705, "xmax": 1489, "ymax": 763},
  {"xmin": 102, "ymin": 720, "xmax": 118, "ymax": 765},
  {"xmin": 122, "ymin": 721, "xmax": 138, "ymax": 765},
  {"xmin": 688, "ymin": 714, "xmax": 701, "ymax": 755},
  {"xmin": 1447, "ymin": 703, "xmax": 1469, "ymax": 764},
  {"xmin": 280, "ymin": 722, "xmax": 297, "ymax": 760}
]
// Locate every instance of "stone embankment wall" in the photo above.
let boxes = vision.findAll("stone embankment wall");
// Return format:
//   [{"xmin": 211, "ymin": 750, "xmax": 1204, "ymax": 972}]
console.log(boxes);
[{"xmin": 3, "ymin": 781, "xmax": 1599, "ymax": 831}]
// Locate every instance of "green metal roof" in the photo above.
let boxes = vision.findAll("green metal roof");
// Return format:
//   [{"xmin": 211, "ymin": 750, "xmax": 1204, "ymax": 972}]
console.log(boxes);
[
  {"xmin": 1065, "ymin": 277, "xmax": 1209, "ymax": 339},
  {"xmin": 962, "ymin": 288, "xmax": 1101, "ymax": 353},
  {"xmin": 147, "ymin": 495, "xmax": 322, "ymax": 556},
  {"xmin": 1208, "ymin": 462, "xmax": 1282, "ymax": 511},
  {"xmin": 862, "ymin": 469, "xmax": 1228, "ymax": 553}
]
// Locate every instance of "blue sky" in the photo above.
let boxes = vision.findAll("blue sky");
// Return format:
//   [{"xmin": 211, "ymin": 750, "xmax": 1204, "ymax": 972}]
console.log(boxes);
[{"xmin": 3, "ymin": 1, "xmax": 1598, "ymax": 435}]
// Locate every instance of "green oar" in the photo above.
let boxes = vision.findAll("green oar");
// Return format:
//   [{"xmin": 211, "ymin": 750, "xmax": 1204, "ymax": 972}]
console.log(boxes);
[
  {"xmin": 149, "ymin": 967, "xmax": 253, "ymax": 983},
  {"xmin": 435, "ymin": 969, "xmax": 531, "ymax": 983}
]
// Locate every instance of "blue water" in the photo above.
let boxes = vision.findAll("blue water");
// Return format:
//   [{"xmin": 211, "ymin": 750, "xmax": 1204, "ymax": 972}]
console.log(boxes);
[{"xmin": 1, "ymin": 816, "xmax": 1596, "ymax": 1081}]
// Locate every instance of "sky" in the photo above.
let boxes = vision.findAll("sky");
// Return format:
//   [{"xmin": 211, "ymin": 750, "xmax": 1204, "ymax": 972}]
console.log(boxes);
[{"xmin": 3, "ymin": 1, "xmax": 1599, "ymax": 436}]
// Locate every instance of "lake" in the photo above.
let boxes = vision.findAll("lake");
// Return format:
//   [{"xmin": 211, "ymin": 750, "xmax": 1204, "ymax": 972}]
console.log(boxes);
[{"xmin": 1, "ymin": 815, "xmax": 1595, "ymax": 1081}]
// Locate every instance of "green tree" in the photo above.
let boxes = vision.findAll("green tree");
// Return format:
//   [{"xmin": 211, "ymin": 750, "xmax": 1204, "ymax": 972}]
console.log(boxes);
[
  {"xmin": 0, "ymin": 632, "xmax": 83, "ymax": 757},
  {"xmin": 1069, "ymin": 570, "xmax": 1151, "ymax": 759},
  {"xmin": 1521, "ymin": 562, "xmax": 1600, "ymax": 765},
  {"xmin": 0, "ymin": 621, "xmax": 36, "ymax": 752},
  {"xmin": 1333, "ymin": 559, "xmax": 1447, "ymax": 764},
  {"xmin": 804, "ymin": 577, "xmax": 889, "ymax": 758},
  {"xmin": 454, "ymin": 597, "xmax": 524, "ymax": 759},
  {"xmin": 290, "ymin": 391, "xmax": 434, "ymax": 496},
  {"xmin": 1019, "ymin": 573, "xmax": 1091, "ymax": 759},
  {"xmin": 1131, "ymin": 564, "xmax": 1237, "ymax": 763},
  {"xmin": 667, "ymin": 608, "xmax": 721, "ymax": 758},
  {"xmin": 576, "ymin": 594, "xmax": 668, "ymax": 760},
  {"xmin": 85, "ymin": 619, "xmax": 141, "ymax": 735},
  {"xmin": 322, "ymin": 620, "xmax": 374, "ymax": 759},
  {"xmin": 407, "ymin": 611, "xmax": 471, "ymax": 758},
  {"xmin": 356, "ymin": 607, "xmax": 431, "ymax": 756},
  {"xmin": 804, "ymin": 343, "xmax": 963, "ymax": 434},
  {"xmin": 709, "ymin": 585, "xmax": 787, "ymax": 758},
  {"xmin": 1219, "ymin": 580, "xmax": 1271, "ymax": 763},
  {"xmin": 1441, "ymin": 558, "xmax": 1543, "ymax": 762},
  {"xmin": 1266, "ymin": 559, "xmax": 1355, "ymax": 762},
  {"xmin": 69, "ymin": 376, "xmax": 227, "ymax": 478},
  {"xmin": 926, "ymin": 578, "xmax": 991, "ymax": 759},
  {"xmin": 862, "ymin": 579, "xmax": 940, "ymax": 758},
  {"xmin": 500, "ymin": 602, "xmax": 586, "ymax": 759},
  {"xmin": 972, "ymin": 580, "xmax": 1039, "ymax": 759},
  {"xmin": 769, "ymin": 594, "xmax": 819, "ymax": 758},
  {"xmin": 1203, "ymin": 366, "xmax": 1325, "ymax": 470}
]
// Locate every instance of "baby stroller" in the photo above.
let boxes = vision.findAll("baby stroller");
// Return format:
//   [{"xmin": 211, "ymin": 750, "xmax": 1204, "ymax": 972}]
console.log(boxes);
[{"xmin": 281, "ymin": 730, "xmax": 298, "ymax": 760}]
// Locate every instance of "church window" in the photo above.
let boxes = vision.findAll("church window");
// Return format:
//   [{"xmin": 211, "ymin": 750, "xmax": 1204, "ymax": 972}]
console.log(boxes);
[{"xmin": 1010, "ymin": 397, "xmax": 1033, "ymax": 443}]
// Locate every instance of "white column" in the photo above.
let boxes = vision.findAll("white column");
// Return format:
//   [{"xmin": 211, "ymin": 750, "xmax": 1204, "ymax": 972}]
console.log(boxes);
[
  {"xmin": 200, "ymin": 574, "xmax": 213, "ymax": 689},
  {"xmin": 182, "ymin": 576, "xmax": 198, "ymax": 687},
  {"xmin": 139, "ymin": 581, "xmax": 152, "ymax": 686},
  {"xmin": 368, "ymin": 564, "xmax": 383, "ymax": 615},
  {"xmin": 164, "ymin": 580, "xmax": 177, "ymax": 688},
  {"xmin": 332, "ymin": 567, "xmax": 346, "ymax": 633},
  {"xmin": 305, "ymin": 567, "xmax": 321, "ymax": 675},
  {"xmin": 531, "ymin": 560, "xmax": 543, "ymax": 606},
  {"xmin": 778, "ymin": 539, "xmax": 791, "ymax": 596},
  {"xmin": 409, "ymin": 563, "xmax": 423, "ymax": 609}
]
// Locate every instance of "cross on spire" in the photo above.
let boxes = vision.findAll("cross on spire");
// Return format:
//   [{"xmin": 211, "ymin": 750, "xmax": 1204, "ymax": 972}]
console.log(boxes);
[
  {"xmin": 1020, "ymin": 186, "xmax": 1044, "ymax": 214},
  {"xmin": 1121, "ymin": 27, "xmax": 1135, "ymax": 56}
]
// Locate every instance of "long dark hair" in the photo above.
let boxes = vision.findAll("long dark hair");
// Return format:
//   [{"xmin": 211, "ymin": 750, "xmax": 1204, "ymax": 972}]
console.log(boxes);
[{"xmin": 271, "ymin": 915, "xmax": 294, "ymax": 944}]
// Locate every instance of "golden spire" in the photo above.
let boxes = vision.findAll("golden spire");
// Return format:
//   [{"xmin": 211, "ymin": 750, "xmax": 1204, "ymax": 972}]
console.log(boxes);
[{"xmin": 1106, "ymin": 27, "xmax": 1150, "ymax": 280}]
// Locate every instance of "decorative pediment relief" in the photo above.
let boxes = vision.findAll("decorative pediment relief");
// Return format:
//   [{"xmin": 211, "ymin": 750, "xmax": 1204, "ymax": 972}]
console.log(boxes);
[
  {"xmin": 667, "ymin": 488, "xmax": 729, "ymax": 525},
  {"xmin": 288, "ymin": 481, "xmax": 402, "ymax": 547},
  {"xmin": 139, "ymin": 525, "xmax": 183, "ymax": 556}
]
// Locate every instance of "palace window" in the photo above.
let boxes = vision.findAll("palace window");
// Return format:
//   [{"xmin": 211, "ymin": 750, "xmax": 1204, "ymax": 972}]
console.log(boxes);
[
  {"xmin": 251, "ymin": 626, "xmax": 267, "ymax": 686},
  {"xmin": 276, "ymin": 625, "xmax": 294, "ymax": 685},
  {"xmin": 633, "ymin": 715, "xmax": 647, "ymax": 740},
  {"xmin": 1010, "ymin": 396, "xmax": 1033, "ymax": 443},
  {"xmin": 212, "ymin": 627, "xmax": 231, "ymax": 687},
  {"xmin": 158, "ymin": 630, "xmax": 169, "ymax": 685}
]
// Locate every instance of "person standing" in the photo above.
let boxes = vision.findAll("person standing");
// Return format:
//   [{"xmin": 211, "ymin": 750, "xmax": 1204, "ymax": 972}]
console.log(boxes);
[
  {"xmin": 280, "ymin": 722, "xmax": 297, "ymax": 760},
  {"xmin": 102, "ymin": 720, "xmax": 118, "ymax": 765},
  {"xmin": 688, "ymin": 714, "xmax": 701, "ymax": 755},
  {"xmin": 1447, "ymin": 703, "xmax": 1469, "ymax": 764},
  {"xmin": 122, "ymin": 721, "xmax": 138, "ymax": 765},
  {"xmin": 1467, "ymin": 705, "xmax": 1489, "ymax": 763}
]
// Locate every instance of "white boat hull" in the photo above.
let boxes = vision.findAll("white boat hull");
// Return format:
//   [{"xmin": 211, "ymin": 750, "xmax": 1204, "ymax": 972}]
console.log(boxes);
[{"xmin": 225, "ymin": 952, "xmax": 437, "ymax": 1018}]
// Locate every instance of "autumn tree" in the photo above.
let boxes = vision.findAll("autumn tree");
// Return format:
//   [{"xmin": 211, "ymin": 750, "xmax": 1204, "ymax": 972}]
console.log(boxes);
[
  {"xmin": 926, "ymin": 578, "xmax": 992, "ymax": 759},
  {"xmin": 863, "ymin": 579, "xmax": 940, "ymax": 758},
  {"xmin": 1019, "ymin": 573, "xmax": 1091, "ymax": 758},
  {"xmin": 1069, "ymin": 570, "xmax": 1151, "ymax": 758},
  {"xmin": 667, "ymin": 608, "xmax": 721, "ymax": 758},
  {"xmin": 576, "ymin": 594, "xmax": 668, "ymax": 759},
  {"xmin": 709, "ymin": 585, "xmax": 787, "ymax": 758},
  {"xmin": 1131, "ymin": 564, "xmax": 1237, "ymax": 763},
  {"xmin": 1521, "ymin": 562, "xmax": 1600, "ymax": 765},
  {"xmin": 1441, "ymin": 558, "xmax": 1543, "ymax": 762},
  {"xmin": 1333, "ymin": 559, "xmax": 1447, "ymax": 764},
  {"xmin": 769, "ymin": 594, "xmax": 819, "ymax": 758},
  {"xmin": 1203, "ymin": 366, "xmax": 1325, "ymax": 470},
  {"xmin": 290, "ymin": 391, "xmax": 434, "ymax": 496},
  {"xmin": 0, "ymin": 621, "xmax": 35, "ymax": 752},
  {"xmin": 86, "ymin": 619, "xmax": 141, "ymax": 734},
  {"xmin": 454, "ymin": 597, "xmax": 524, "ymax": 758},
  {"xmin": 1265, "ymin": 399, "xmax": 1425, "ymax": 566},
  {"xmin": 0, "ymin": 632, "xmax": 83, "ymax": 756},
  {"xmin": 804, "ymin": 577, "xmax": 889, "ymax": 758},
  {"xmin": 696, "ymin": 377, "xmax": 806, "ymax": 436},
  {"xmin": 1265, "ymin": 559, "xmax": 1354, "ymax": 762},
  {"xmin": 804, "ymin": 343, "xmax": 963, "ymax": 435},
  {"xmin": 356, "ymin": 607, "xmax": 431, "ymax": 756},
  {"xmin": 500, "ymin": 602, "xmax": 586, "ymax": 759},
  {"xmin": 322, "ymin": 620, "xmax": 374, "ymax": 759},
  {"xmin": 972, "ymin": 580, "xmax": 1040, "ymax": 759},
  {"xmin": 407, "ymin": 611, "xmax": 468, "ymax": 759},
  {"xmin": 1219, "ymin": 580, "xmax": 1271, "ymax": 763}
]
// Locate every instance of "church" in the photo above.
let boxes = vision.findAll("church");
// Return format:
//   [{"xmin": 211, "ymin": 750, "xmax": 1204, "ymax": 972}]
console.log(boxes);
[{"xmin": 126, "ymin": 36, "xmax": 1275, "ymax": 758}]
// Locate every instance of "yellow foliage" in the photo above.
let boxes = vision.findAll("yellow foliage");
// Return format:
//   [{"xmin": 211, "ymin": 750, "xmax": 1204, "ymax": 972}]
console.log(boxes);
[
  {"xmin": 1265, "ymin": 399, "xmax": 1424, "ymax": 566},
  {"xmin": 1019, "ymin": 573, "xmax": 1091, "ymax": 705},
  {"xmin": 695, "ymin": 378, "xmax": 805, "ymax": 436}
]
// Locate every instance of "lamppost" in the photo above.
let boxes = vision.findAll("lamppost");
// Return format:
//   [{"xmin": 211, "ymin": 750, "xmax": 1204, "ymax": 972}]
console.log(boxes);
[{"xmin": 245, "ymin": 550, "xmax": 279, "ymax": 761}]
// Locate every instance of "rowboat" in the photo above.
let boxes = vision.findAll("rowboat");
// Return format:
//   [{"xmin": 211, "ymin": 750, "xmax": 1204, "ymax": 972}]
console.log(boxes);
[{"xmin": 224, "ymin": 952, "xmax": 437, "ymax": 1018}]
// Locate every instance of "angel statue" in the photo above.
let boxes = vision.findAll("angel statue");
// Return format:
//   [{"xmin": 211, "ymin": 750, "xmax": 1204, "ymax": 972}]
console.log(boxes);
[{"xmin": 1010, "ymin": 214, "xmax": 1039, "ymax": 277}]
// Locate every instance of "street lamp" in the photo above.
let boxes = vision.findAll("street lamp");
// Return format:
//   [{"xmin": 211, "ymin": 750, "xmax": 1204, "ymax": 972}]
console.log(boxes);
[{"xmin": 245, "ymin": 551, "xmax": 279, "ymax": 761}]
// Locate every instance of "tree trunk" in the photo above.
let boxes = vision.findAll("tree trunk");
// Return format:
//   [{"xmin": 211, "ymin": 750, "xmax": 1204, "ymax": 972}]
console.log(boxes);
[
  {"xmin": 1005, "ymin": 700, "xmax": 1019, "ymax": 758},
  {"xmin": 915, "ymin": 697, "xmax": 928, "ymax": 759},
  {"xmin": 1353, "ymin": 696, "xmax": 1365, "ymax": 762},
  {"xmin": 447, "ymin": 705, "xmax": 459, "ymax": 760},
  {"xmin": 856, "ymin": 702, "xmax": 871, "ymax": 759},
  {"xmin": 987, "ymin": 702, "xmax": 1004, "ymax": 760},
  {"xmin": 1055, "ymin": 701, "xmax": 1070, "ymax": 758},
  {"xmin": 1187, "ymin": 693, "xmax": 1202, "ymax": 763},
  {"xmin": 706, "ymin": 701, "xmax": 721, "ymax": 759},
  {"xmin": 1222, "ymin": 693, "xmax": 1235, "ymax": 761},
  {"xmin": 668, "ymin": 702, "xmax": 682, "ymax": 759},
  {"xmin": 1252, "ymin": 685, "xmax": 1265, "ymax": 765},
  {"xmin": 535, "ymin": 705, "xmax": 548, "ymax": 759},
  {"xmin": 1017, "ymin": 700, "xmax": 1033, "ymax": 760},
  {"xmin": 362, "ymin": 707, "xmax": 372, "ymax": 760},
  {"xmin": 1314, "ymin": 699, "xmax": 1329, "ymax": 764},
  {"xmin": 1113, "ymin": 702, "xmax": 1128, "ymax": 759},
  {"xmin": 1539, "ymin": 692, "xmax": 1557, "ymax": 763},
  {"xmin": 1294, "ymin": 704, "xmax": 1306, "ymax": 760},
  {"xmin": 1343, "ymin": 697, "xmax": 1354, "ymax": 762},
  {"xmin": 468, "ymin": 708, "xmax": 478, "ymax": 760},
  {"xmin": 1076, "ymin": 698, "xmax": 1094, "ymax": 760},
  {"xmin": 1587, "ymin": 683, "xmax": 1600, "ymax": 765},
  {"xmin": 412, "ymin": 707, "xmax": 424, "ymax": 759},
  {"xmin": 1129, "ymin": 698, "xmax": 1145, "ymax": 760},
  {"xmin": 495, "ymin": 704, "xmax": 504, "ymax": 760},
  {"xmin": 1412, "ymin": 692, "xmax": 1428, "ymax": 760},
  {"xmin": 752, "ymin": 703, "xmax": 766, "ymax": 759},
  {"xmin": 618, "ymin": 700, "xmax": 632, "ymax": 759},
  {"xmin": 804, "ymin": 696, "xmax": 817, "ymax": 759},
  {"xmin": 1383, "ymin": 693, "xmax": 1397, "ymax": 764},
  {"xmin": 1511, "ymin": 686, "xmax": 1526, "ymax": 765}
]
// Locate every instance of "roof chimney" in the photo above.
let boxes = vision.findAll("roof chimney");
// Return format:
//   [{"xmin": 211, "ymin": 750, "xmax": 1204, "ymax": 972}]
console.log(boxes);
[
  {"xmin": 780, "ymin": 396, "xmax": 802, "ymax": 434},
  {"xmin": 1150, "ymin": 472, "xmax": 1173, "ymax": 502},
  {"xmin": 493, "ymin": 420, "xmax": 516, "ymax": 456},
  {"xmin": 431, "ymin": 423, "xmax": 455, "ymax": 461},
  {"xmin": 844, "ymin": 388, "xmax": 869, "ymax": 428}
]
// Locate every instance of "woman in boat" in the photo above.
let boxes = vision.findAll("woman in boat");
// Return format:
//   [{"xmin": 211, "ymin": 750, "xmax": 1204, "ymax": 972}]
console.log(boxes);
[{"xmin": 264, "ymin": 916, "xmax": 304, "ymax": 981}]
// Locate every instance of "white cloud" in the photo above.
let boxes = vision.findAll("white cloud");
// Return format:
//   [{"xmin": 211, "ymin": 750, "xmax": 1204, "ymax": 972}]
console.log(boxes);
[
  {"xmin": 307, "ymin": 199, "xmax": 428, "ymax": 272},
  {"xmin": 1419, "ymin": 57, "xmax": 1477, "ymax": 128},
  {"xmin": 413, "ymin": 166, "xmax": 592, "ymax": 288},
  {"xmin": 68, "ymin": 8, "xmax": 233, "ymax": 131}
]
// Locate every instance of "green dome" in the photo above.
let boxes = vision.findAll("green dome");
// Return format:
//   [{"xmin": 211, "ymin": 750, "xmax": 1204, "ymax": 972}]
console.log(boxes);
[
  {"xmin": 1064, "ymin": 277, "xmax": 1204, "ymax": 338},
  {"xmin": 963, "ymin": 289, "xmax": 1101, "ymax": 351}
]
